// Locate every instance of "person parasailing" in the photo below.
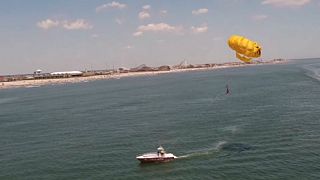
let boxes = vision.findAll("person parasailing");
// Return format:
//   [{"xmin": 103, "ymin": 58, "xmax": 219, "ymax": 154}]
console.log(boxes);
[{"xmin": 226, "ymin": 84, "xmax": 230, "ymax": 95}]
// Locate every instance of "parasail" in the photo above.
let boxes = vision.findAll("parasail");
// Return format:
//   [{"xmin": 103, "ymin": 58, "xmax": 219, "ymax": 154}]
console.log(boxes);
[{"xmin": 228, "ymin": 35, "xmax": 262, "ymax": 63}]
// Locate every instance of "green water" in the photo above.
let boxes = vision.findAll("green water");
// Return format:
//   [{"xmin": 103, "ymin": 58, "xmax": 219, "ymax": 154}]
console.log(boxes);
[{"xmin": 1, "ymin": 59, "xmax": 320, "ymax": 179}]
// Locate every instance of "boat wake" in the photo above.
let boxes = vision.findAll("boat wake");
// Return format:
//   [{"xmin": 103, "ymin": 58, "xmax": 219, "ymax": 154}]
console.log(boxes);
[
  {"xmin": 0, "ymin": 97, "xmax": 17, "ymax": 104},
  {"xmin": 222, "ymin": 125, "xmax": 239, "ymax": 134},
  {"xmin": 178, "ymin": 141, "xmax": 227, "ymax": 159},
  {"xmin": 178, "ymin": 141, "xmax": 254, "ymax": 159},
  {"xmin": 303, "ymin": 63, "xmax": 320, "ymax": 82}
]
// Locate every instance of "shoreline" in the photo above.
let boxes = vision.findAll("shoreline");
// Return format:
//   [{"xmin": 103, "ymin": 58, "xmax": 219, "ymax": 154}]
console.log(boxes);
[{"xmin": 0, "ymin": 60, "xmax": 286, "ymax": 90}]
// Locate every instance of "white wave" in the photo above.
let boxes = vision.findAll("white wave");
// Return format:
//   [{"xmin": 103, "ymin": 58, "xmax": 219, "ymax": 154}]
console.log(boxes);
[
  {"xmin": 0, "ymin": 97, "xmax": 17, "ymax": 104},
  {"xmin": 222, "ymin": 125, "xmax": 239, "ymax": 134},
  {"xmin": 303, "ymin": 63, "xmax": 320, "ymax": 81},
  {"xmin": 214, "ymin": 140, "xmax": 227, "ymax": 150}
]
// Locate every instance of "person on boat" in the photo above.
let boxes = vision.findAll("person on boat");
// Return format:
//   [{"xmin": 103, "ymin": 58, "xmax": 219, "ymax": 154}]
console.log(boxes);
[
  {"xmin": 226, "ymin": 84, "xmax": 230, "ymax": 95},
  {"xmin": 157, "ymin": 146, "xmax": 165, "ymax": 157}
]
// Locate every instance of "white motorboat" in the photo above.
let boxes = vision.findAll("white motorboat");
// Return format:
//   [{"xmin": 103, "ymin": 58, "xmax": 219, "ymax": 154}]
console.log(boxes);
[{"xmin": 136, "ymin": 146, "xmax": 177, "ymax": 163}]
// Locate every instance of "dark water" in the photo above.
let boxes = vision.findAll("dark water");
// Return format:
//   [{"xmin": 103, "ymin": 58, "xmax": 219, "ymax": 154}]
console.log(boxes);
[{"xmin": 1, "ymin": 59, "xmax": 320, "ymax": 179}]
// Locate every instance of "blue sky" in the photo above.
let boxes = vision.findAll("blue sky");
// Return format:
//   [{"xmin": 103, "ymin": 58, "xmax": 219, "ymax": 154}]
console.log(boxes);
[{"xmin": 0, "ymin": 0, "xmax": 320, "ymax": 74}]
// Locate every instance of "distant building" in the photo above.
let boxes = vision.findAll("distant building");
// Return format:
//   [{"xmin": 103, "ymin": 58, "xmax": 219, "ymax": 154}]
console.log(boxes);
[
  {"xmin": 130, "ymin": 64, "xmax": 156, "ymax": 72},
  {"xmin": 157, "ymin": 65, "xmax": 171, "ymax": 71},
  {"xmin": 118, "ymin": 67, "xmax": 130, "ymax": 73},
  {"xmin": 173, "ymin": 60, "xmax": 189, "ymax": 69},
  {"xmin": 25, "ymin": 76, "xmax": 35, "ymax": 80},
  {"xmin": 50, "ymin": 71, "xmax": 83, "ymax": 77},
  {"xmin": 34, "ymin": 69, "xmax": 42, "ymax": 75}
]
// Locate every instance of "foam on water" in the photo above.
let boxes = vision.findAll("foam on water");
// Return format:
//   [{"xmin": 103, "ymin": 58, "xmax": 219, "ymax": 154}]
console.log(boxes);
[
  {"xmin": 178, "ymin": 141, "xmax": 227, "ymax": 159},
  {"xmin": 222, "ymin": 125, "xmax": 239, "ymax": 134},
  {"xmin": 303, "ymin": 63, "xmax": 320, "ymax": 81},
  {"xmin": 178, "ymin": 140, "xmax": 253, "ymax": 159},
  {"xmin": 0, "ymin": 97, "xmax": 17, "ymax": 104}
]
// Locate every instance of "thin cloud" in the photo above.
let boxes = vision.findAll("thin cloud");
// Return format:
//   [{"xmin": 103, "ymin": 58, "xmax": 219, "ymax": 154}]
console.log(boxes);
[
  {"xmin": 125, "ymin": 45, "xmax": 134, "ymax": 49},
  {"xmin": 192, "ymin": 8, "xmax": 209, "ymax": 15},
  {"xmin": 37, "ymin": 19, "xmax": 59, "ymax": 30},
  {"xmin": 191, "ymin": 24, "xmax": 208, "ymax": 34},
  {"xmin": 96, "ymin": 1, "xmax": 127, "ymax": 12},
  {"xmin": 115, "ymin": 18, "xmax": 125, "ymax": 25},
  {"xmin": 91, "ymin": 34, "xmax": 99, "ymax": 38},
  {"xmin": 133, "ymin": 31, "xmax": 143, "ymax": 37},
  {"xmin": 139, "ymin": 11, "xmax": 151, "ymax": 20},
  {"xmin": 37, "ymin": 19, "xmax": 92, "ymax": 30},
  {"xmin": 213, "ymin": 36, "xmax": 223, "ymax": 41},
  {"xmin": 139, "ymin": 5, "xmax": 151, "ymax": 20},
  {"xmin": 142, "ymin": 5, "xmax": 151, "ymax": 10},
  {"xmin": 160, "ymin": 10, "xmax": 168, "ymax": 17},
  {"xmin": 62, "ymin": 19, "xmax": 93, "ymax": 30},
  {"xmin": 133, "ymin": 23, "xmax": 183, "ymax": 36},
  {"xmin": 156, "ymin": 39, "xmax": 165, "ymax": 43},
  {"xmin": 261, "ymin": 0, "xmax": 311, "ymax": 7},
  {"xmin": 252, "ymin": 14, "xmax": 269, "ymax": 21}
]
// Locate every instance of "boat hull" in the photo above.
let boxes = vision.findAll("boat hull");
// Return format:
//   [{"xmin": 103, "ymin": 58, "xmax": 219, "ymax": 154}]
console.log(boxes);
[{"xmin": 137, "ymin": 157, "xmax": 175, "ymax": 163}]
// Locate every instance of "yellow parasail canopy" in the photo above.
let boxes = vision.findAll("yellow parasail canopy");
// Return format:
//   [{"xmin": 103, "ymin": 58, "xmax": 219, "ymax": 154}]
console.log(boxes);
[{"xmin": 228, "ymin": 35, "xmax": 262, "ymax": 63}]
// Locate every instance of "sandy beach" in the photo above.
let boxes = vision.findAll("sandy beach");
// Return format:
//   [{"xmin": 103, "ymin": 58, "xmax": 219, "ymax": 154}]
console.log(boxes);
[
  {"xmin": 0, "ymin": 61, "xmax": 284, "ymax": 90},
  {"xmin": 0, "ymin": 71, "xmax": 172, "ymax": 90}
]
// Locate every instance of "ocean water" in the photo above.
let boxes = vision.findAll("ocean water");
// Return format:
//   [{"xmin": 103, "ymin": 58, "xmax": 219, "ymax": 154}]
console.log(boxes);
[{"xmin": 1, "ymin": 59, "xmax": 320, "ymax": 180}]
